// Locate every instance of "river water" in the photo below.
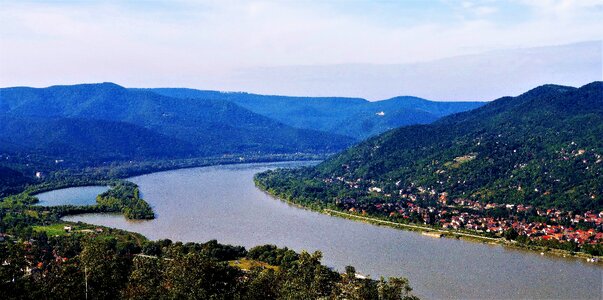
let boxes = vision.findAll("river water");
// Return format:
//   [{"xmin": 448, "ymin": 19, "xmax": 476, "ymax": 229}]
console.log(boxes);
[
  {"xmin": 35, "ymin": 185, "xmax": 108, "ymax": 207},
  {"xmin": 57, "ymin": 162, "xmax": 601, "ymax": 299}
]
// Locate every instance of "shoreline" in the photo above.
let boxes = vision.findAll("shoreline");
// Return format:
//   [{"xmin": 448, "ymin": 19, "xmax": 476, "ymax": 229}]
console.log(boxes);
[
  {"xmin": 20, "ymin": 159, "xmax": 602, "ymax": 266},
  {"xmin": 8, "ymin": 158, "xmax": 320, "ymax": 223},
  {"xmin": 21, "ymin": 156, "xmax": 323, "ymax": 205},
  {"xmin": 257, "ymin": 184, "xmax": 603, "ymax": 265},
  {"xmin": 56, "ymin": 162, "xmax": 603, "ymax": 300}
]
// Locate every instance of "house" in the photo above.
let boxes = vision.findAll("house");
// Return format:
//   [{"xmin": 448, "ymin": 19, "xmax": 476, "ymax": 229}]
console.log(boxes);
[
  {"xmin": 63, "ymin": 226, "xmax": 72, "ymax": 233},
  {"xmin": 439, "ymin": 192, "xmax": 448, "ymax": 205},
  {"xmin": 368, "ymin": 187, "xmax": 382, "ymax": 193}
]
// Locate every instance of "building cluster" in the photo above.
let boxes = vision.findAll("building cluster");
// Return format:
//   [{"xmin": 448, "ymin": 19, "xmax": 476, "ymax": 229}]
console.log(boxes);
[{"xmin": 329, "ymin": 176, "xmax": 603, "ymax": 245}]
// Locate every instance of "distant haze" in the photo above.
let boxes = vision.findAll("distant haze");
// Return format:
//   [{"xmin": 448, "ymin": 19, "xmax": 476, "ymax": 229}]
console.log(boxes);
[{"xmin": 208, "ymin": 41, "xmax": 602, "ymax": 101}]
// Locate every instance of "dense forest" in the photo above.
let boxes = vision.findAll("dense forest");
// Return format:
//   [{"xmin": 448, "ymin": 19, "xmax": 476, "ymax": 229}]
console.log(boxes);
[
  {"xmin": 258, "ymin": 82, "xmax": 603, "ymax": 212},
  {"xmin": 0, "ymin": 83, "xmax": 354, "ymax": 158},
  {"xmin": 0, "ymin": 114, "xmax": 197, "ymax": 163},
  {"xmin": 0, "ymin": 167, "xmax": 32, "ymax": 197}
]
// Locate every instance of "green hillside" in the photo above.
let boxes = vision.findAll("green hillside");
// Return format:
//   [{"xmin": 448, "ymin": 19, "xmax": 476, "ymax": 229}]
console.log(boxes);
[
  {"xmin": 0, "ymin": 83, "xmax": 354, "ymax": 156},
  {"xmin": 257, "ymin": 82, "xmax": 603, "ymax": 211},
  {"xmin": 0, "ymin": 115, "xmax": 197, "ymax": 162},
  {"xmin": 0, "ymin": 166, "xmax": 32, "ymax": 197}
]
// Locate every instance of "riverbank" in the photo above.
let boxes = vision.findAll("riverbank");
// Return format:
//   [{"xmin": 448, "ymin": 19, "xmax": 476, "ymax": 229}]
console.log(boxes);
[
  {"xmin": 323, "ymin": 209, "xmax": 499, "ymax": 242},
  {"xmin": 21, "ymin": 159, "xmax": 603, "ymax": 265},
  {"xmin": 256, "ymin": 184, "xmax": 603, "ymax": 265},
  {"xmin": 20, "ymin": 153, "xmax": 327, "ymax": 197},
  {"xmin": 5, "ymin": 153, "xmax": 329, "ymax": 209},
  {"xmin": 60, "ymin": 162, "xmax": 603, "ymax": 300}
]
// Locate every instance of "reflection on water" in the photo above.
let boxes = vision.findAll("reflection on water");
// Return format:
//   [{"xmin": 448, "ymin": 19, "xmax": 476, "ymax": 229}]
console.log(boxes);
[{"xmin": 63, "ymin": 162, "xmax": 602, "ymax": 300}]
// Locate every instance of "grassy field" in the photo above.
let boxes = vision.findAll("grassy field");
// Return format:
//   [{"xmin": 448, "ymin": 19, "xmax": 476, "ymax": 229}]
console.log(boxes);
[{"xmin": 32, "ymin": 223, "xmax": 76, "ymax": 236}]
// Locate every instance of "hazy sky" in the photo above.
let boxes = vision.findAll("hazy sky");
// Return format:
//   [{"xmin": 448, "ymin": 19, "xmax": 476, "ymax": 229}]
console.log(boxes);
[{"xmin": 1, "ymin": 0, "xmax": 602, "ymax": 99}]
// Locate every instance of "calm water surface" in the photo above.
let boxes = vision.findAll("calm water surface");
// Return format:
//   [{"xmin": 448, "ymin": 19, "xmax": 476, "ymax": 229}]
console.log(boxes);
[
  {"xmin": 63, "ymin": 162, "xmax": 602, "ymax": 299},
  {"xmin": 35, "ymin": 186, "xmax": 108, "ymax": 206}
]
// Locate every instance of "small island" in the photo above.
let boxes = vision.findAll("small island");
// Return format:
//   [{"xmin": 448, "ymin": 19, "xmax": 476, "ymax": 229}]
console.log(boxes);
[{"xmin": 96, "ymin": 181, "xmax": 154, "ymax": 220}]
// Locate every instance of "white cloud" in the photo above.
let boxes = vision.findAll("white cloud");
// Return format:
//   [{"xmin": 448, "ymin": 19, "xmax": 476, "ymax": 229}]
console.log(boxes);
[
  {"xmin": 459, "ymin": 1, "xmax": 498, "ymax": 16},
  {"xmin": 518, "ymin": 0, "xmax": 603, "ymax": 21},
  {"xmin": 0, "ymin": 0, "xmax": 601, "ymax": 97}
]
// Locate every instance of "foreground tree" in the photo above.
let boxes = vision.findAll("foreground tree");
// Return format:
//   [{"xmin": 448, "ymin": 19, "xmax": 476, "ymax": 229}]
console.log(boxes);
[
  {"xmin": 80, "ymin": 238, "xmax": 130, "ymax": 299},
  {"xmin": 122, "ymin": 256, "xmax": 166, "ymax": 300},
  {"xmin": 278, "ymin": 251, "xmax": 341, "ymax": 299},
  {"xmin": 164, "ymin": 251, "xmax": 243, "ymax": 299},
  {"xmin": 378, "ymin": 277, "xmax": 419, "ymax": 300},
  {"xmin": 334, "ymin": 266, "xmax": 379, "ymax": 300}
]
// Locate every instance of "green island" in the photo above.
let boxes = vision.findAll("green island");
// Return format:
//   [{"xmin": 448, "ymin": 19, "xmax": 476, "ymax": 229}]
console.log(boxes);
[{"xmin": 96, "ymin": 181, "xmax": 154, "ymax": 220}]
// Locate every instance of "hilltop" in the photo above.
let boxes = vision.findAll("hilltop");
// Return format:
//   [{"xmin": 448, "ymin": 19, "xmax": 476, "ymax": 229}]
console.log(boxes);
[{"xmin": 149, "ymin": 88, "xmax": 484, "ymax": 139}]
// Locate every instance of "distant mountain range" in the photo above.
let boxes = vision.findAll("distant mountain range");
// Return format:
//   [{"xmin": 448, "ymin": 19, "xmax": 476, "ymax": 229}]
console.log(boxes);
[
  {"xmin": 0, "ymin": 83, "xmax": 356, "ymax": 163},
  {"xmin": 257, "ymin": 81, "xmax": 603, "ymax": 211},
  {"xmin": 2, "ymin": 81, "xmax": 601, "ymax": 211},
  {"xmin": 0, "ymin": 83, "xmax": 483, "ymax": 168},
  {"xmin": 149, "ymin": 88, "xmax": 484, "ymax": 139}
]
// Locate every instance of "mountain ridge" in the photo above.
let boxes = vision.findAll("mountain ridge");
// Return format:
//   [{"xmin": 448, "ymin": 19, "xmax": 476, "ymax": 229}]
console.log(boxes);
[
  {"xmin": 0, "ymin": 83, "xmax": 355, "ymax": 158},
  {"xmin": 258, "ymin": 81, "xmax": 603, "ymax": 211},
  {"xmin": 149, "ymin": 87, "xmax": 485, "ymax": 139}
]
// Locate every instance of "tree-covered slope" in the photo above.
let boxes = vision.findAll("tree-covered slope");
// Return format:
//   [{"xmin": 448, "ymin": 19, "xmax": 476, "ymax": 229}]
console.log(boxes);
[
  {"xmin": 0, "ymin": 115, "xmax": 197, "ymax": 162},
  {"xmin": 149, "ymin": 88, "xmax": 484, "ymax": 139},
  {"xmin": 0, "ymin": 83, "xmax": 354, "ymax": 155},
  {"xmin": 0, "ymin": 166, "xmax": 32, "ymax": 197},
  {"xmin": 260, "ymin": 82, "xmax": 603, "ymax": 211}
]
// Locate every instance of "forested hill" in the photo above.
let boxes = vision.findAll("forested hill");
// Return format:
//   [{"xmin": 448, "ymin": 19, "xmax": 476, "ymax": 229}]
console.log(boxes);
[
  {"xmin": 0, "ymin": 166, "xmax": 32, "ymax": 196},
  {"xmin": 0, "ymin": 83, "xmax": 354, "ymax": 157},
  {"xmin": 148, "ymin": 88, "xmax": 484, "ymax": 139},
  {"xmin": 0, "ymin": 115, "xmax": 197, "ymax": 161},
  {"xmin": 277, "ymin": 82, "xmax": 603, "ymax": 211}
]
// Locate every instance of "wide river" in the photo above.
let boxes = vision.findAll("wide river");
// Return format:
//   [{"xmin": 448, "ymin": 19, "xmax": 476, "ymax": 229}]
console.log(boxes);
[{"xmin": 53, "ymin": 162, "xmax": 601, "ymax": 299}]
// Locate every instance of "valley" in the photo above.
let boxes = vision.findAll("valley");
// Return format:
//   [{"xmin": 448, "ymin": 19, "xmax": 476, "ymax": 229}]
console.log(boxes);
[
  {"xmin": 2, "ymin": 2, "xmax": 601, "ymax": 298},
  {"xmin": 1, "ymin": 81, "xmax": 601, "ymax": 299}
]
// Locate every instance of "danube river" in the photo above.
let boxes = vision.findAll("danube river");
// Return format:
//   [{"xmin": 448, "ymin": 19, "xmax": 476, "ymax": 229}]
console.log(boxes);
[{"xmin": 47, "ymin": 162, "xmax": 602, "ymax": 299}]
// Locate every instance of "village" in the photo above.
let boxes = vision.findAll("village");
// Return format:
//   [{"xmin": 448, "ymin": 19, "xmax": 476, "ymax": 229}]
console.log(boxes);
[{"xmin": 327, "ymin": 176, "xmax": 603, "ymax": 247}]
